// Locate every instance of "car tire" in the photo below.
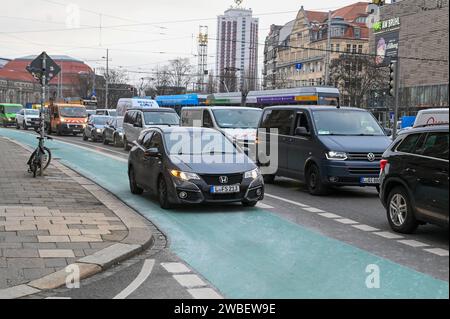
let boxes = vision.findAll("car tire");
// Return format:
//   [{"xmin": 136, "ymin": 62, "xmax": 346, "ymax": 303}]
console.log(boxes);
[
  {"xmin": 82, "ymin": 132, "xmax": 88, "ymax": 141},
  {"xmin": 56, "ymin": 126, "xmax": 62, "ymax": 136},
  {"xmin": 242, "ymin": 201, "xmax": 258, "ymax": 207},
  {"xmin": 113, "ymin": 135, "xmax": 120, "ymax": 147},
  {"xmin": 103, "ymin": 134, "xmax": 108, "ymax": 145},
  {"xmin": 23, "ymin": 121, "xmax": 28, "ymax": 130},
  {"xmin": 123, "ymin": 136, "xmax": 131, "ymax": 151},
  {"xmin": 262, "ymin": 174, "xmax": 275, "ymax": 184},
  {"xmin": 158, "ymin": 176, "xmax": 173, "ymax": 210},
  {"xmin": 387, "ymin": 186, "xmax": 418, "ymax": 234},
  {"xmin": 306, "ymin": 164, "xmax": 329, "ymax": 196},
  {"xmin": 128, "ymin": 166, "xmax": 144, "ymax": 195},
  {"xmin": 16, "ymin": 121, "xmax": 20, "ymax": 129}
]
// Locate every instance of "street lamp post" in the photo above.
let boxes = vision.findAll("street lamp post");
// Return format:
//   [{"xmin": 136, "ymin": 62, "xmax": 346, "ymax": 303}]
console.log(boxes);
[{"xmin": 102, "ymin": 49, "xmax": 109, "ymax": 109}]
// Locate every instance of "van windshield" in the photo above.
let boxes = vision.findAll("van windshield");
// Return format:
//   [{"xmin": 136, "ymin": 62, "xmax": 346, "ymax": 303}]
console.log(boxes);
[
  {"xmin": 212, "ymin": 109, "xmax": 262, "ymax": 129},
  {"xmin": 4, "ymin": 106, "xmax": 21, "ymax": 114},
  {"xmin": 60, "ymin": 107, "xmax": 87, "ymax": 118},
  {"xmin": 312, "ymin": 110, "xmax": 385, "ymax": 136},
  {"xmin": 25, "ymin": 109, "xmax": 39, "ymax": 115},
  {"xmin": 144, "ymin": 112, "xmax": 180, "ymax": 126}
]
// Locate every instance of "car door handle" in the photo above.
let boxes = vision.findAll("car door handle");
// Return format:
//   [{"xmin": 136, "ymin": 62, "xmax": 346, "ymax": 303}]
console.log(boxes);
[{"xmin": 405, "ymin": 168, "xmax": 416, "ymax": 173}]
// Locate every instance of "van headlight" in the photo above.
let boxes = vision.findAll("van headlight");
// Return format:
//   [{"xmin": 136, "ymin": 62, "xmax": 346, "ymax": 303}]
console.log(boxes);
[
  {"xmin": 326, "ymin": 151, "xmax": 348, "ymax": 161},
  {"xmin": 244, "ymin": 168, "xmax": 261, "ymax": 180},
  {"xmin": 170, "ymin": 170, "xmax": 201, "ymax": 181}
]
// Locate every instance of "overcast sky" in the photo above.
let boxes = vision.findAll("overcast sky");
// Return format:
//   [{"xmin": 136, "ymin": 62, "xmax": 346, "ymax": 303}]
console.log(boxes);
[{"xmin": 0, "ymin": 0, "xmax": 366, "ymax": 83}]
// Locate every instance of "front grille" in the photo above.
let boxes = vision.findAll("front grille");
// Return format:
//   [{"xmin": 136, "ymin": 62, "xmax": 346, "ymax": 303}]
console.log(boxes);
[
  {"xmin": 348, "ymin": 153, "xmax": 383, "ymax": 161},
  {"xmin": 205, "ymin": 193, "xmax": 242, "ymax": 201},
  {"xmin": 348, "ymin": 167, "xmax": 380, "ymax": 175},
  {"xmin": 200, "ymin": 174, "xmax": 243, "ymax": 186}
]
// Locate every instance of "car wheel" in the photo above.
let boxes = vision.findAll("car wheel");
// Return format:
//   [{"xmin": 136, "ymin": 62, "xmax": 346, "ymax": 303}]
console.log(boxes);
[
  {"xmin": 128, "ymin": 166, "xmax": 144, "ymax": 195},
  {"xmin": 242, "ymin": 201, "xmax": 258, "ymax": 207},
  {"xmin": 158, "ymin": 176, "xmax": 173, "ymax": 210},
  {"xmin": 387, "ymin": 187, "xmax": 418, "ymax": 234},
  {"xmin": 56, "ymin": 126, "xmax": 62, "ymax": 136},
  {"xmin": 16, "ymin": 121, "xmax": 20, "ymax": 129},
  {"xmin": 103, "ymin": 133, "xmax": 108, "ymax": 145},
  {"xmin": 23, "ymin": 121, "xmax": 28, "ymax": 130},
  {"xmin": 82, "ymin": 132, "xmax": 88, "ymax": 141},
  {"xmin": 113, "ymin": 135, "xmax": 120, "ymax": 147},
  {"xmin": 123, "ymin": 136, "xmax": 131, "ymax": 151},
  {"xmin": 306, "ymin": 164, "xmax": 329, "ymax": 196},
  {"xmin": 262, "ymin": 174, "xmax": 275, "ymax": 184}
]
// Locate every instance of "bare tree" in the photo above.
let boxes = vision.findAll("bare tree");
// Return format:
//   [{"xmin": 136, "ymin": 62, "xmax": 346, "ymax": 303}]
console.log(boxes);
[
  {"xmin": 168, "ymin": 58, "xmax": 194, "ymax": 89},
  {"xmin": 206, "ymin": 71, "xmax": 217, "ymax": 94},
  {"xmin": 330, "ymin": 54, "xmax": 387, "ymax": 108}
]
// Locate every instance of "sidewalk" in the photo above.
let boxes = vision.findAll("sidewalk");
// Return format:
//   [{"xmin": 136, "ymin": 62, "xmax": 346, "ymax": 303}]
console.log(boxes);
[{"xmin": 0, "ymin": 137, "xmax": 154, "ymax": 298}]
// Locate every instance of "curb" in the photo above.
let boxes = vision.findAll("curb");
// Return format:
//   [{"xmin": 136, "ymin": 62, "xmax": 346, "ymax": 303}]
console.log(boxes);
[{"xmin": 0, "ymin": 137, "xmax": 156, "ymax": 299}]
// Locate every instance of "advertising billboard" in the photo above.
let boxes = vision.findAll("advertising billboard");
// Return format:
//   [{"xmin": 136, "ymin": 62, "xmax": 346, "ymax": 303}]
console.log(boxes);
[{"xmin": 375, "ymin": 30, "xmax": 400, "ymax": 66}]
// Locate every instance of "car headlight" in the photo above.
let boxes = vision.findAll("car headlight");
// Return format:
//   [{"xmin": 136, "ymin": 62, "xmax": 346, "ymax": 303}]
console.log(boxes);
[
  {"xmin": 244, "ymin": 168, "xmax": 261, "ymax": 179},
  {"xmin": 326, "ymin": 151, "xmax": 348, "ymax": 161},
  {"xmin": 96, "ymin": 128, "xmax": 102, "ymax": 133},
  {"xmin": 170, "ymin": 170, "xmax": 201, "ymax": 181}
]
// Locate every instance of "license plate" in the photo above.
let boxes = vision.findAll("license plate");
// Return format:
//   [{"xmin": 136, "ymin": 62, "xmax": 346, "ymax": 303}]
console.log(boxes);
[
  {"xmin": 210, "ymin": 185, "xmax": 240, "ymax": 194},
  {"xmin": 360, "ymin": 177, "xmax": 380, "ymax": 184}
]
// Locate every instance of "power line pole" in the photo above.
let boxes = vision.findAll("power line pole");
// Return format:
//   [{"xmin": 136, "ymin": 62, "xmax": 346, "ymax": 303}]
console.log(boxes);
[
  {"xmin": 105, "ymin": 49, "xmax": 109, "ymax": 109},
  {"xmin": 325, "ymin": 10, "xmax": 332, "ymax": 86}
]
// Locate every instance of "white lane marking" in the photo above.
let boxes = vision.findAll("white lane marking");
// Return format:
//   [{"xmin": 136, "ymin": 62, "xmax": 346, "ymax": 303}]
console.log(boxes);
[
  {"xmin": 352, "ymin": 224, "xmax": 380, "ymax": 232},
  {"xmin": 161, "ymin": 262, "xmax": 191, "ymax": 274},
  {"xmin": 318, "ymin": 212, "xmax": 341, "ymax": 219},
  {"xmin": 45, "ymin": 297, "xmax": 72, "ymax": 299},
  {"xmin": 188, "ymin": 288, "xmax": 224, "ymax": 300},
  {"xmin": 173, "ymin": 274, "xmax": 207, "ymax": 288},
  {"xmin": 265, "ymin": 193, "xmax": 309, "ymax": 208},
  {"xmin": 302, "ymin": 207, "xmax": 325, "ymax": 213},
  {"xmin": 335, "ymin": 218, "xmax": 359, "ymax": 225},
  {"xmin": 256, "ymin": 202, "xmax": 274, "ymax": 209},
  {"xmin": 397, "ymin": 240, "xmax": 430, "ymax": 248},
  {"xmin": 374, "ymin": 231, "xmax": 404, "ymax": 239},
  {"xmin": 113, "ymin": 259, "xmax": 155, "ymax": 299},
  {"xmin": 424, "ymin": 248, "xmax": 449, "ymax": 257}
]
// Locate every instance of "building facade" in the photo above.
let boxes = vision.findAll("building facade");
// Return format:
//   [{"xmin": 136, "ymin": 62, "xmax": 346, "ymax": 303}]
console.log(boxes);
[
  {"xmin": 263, "ymin": 2, "xmax": 371, "ymax": 91},
  {"xmin": 371, "ymin": 0, "xmax": 449, "ymax": 112},
  {"xmin": 216, "ymin": 7, "xmax": 259, "ymax": 92},
  {"xmin": 0, "ymin": 55, "xmax": 95, "ymax": 106}
]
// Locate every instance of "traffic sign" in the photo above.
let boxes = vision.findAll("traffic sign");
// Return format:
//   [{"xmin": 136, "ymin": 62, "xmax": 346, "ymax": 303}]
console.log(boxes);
[
  {"xmin": 295, "ymin": 63, "xmax": 303, "ymax": 70},
  {"xmin": 26, "ymin": 52, "xmax": 61, "ymax": 85}
]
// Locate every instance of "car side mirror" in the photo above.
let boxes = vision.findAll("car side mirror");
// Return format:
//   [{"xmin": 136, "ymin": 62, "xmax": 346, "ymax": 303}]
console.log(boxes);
[
  {"xmin": 144, "ymin": 148, "xmax": 161, "ymax": 158},
  {"xmin": 295, "ymin": 127, "xmax": 310, "ymax": 136},
  {"xmin": 384, "ymin": 128, "xmax": 392, "ymax": 137}
]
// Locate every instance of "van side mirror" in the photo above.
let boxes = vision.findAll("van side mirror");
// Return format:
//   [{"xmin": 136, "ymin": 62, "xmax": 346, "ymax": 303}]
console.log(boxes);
[
  {"xmin": 144, "ymin": 148, "xmax": 161, "ymax": 158},
  {"xmin": 295, "ymin": 127, "xmax": 310, "ymax": 136}
]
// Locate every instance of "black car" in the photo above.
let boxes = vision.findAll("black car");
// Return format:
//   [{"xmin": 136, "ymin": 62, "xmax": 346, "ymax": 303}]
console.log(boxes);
[
  {"xmin": 83, "ymin": 115, "xmax": 111, "ymax": 142},
  {"xmin": 103, "ymin": 117, "xmax": 124, "ymax": 147},
  {"xmin": 380, "ymin": 124, "xmax": 449, "ymax": 233},
  {"xmin": 128, "ymin": 127, "xmax": 265, "ymax": 209}
]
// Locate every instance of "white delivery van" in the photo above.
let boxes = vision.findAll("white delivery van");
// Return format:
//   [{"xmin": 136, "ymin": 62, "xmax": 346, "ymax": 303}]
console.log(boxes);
[
  {"xmin": 413, "ymin": 108, "xmax": 449, "ymax": 128},
  {"xmin": 181, "ymin": 106, "xmax": 263, "ymax": 148},
  {"xmin": 116, "ymin": 98, "xmax": 159, "ymax": 117}
]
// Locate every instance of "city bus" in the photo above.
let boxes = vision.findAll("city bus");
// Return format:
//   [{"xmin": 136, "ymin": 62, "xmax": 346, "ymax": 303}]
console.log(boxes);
[{"xmin": 206, "ymin": 87, "xmax": 341, "ymax": 107}]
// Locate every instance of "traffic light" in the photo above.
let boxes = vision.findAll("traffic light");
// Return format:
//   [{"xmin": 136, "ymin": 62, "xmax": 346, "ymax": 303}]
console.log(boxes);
[{"xmin": 389, "ymin": 61, "xmax": 397, "ymax": 97}]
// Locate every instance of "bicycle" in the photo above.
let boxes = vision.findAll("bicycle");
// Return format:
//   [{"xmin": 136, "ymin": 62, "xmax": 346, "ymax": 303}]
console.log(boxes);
[{"xmin": 27, "ymin": 124, "xmax": 53, "ymax": 178}]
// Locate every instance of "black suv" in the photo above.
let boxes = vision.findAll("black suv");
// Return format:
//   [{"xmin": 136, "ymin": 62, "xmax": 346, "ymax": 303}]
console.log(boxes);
[{"xmin": 380, "ymin": 125, "xmax": 449, "ymax": 233}]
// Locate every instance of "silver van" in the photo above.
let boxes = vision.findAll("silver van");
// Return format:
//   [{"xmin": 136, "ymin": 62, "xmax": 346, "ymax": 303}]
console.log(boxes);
[
  {"xmin": 122, "ymin": 108, "xmax": 180, "ymax": 150},
  {"xmin": 181, "ymin": 107, "xmax": 263, "ymax": 148}
]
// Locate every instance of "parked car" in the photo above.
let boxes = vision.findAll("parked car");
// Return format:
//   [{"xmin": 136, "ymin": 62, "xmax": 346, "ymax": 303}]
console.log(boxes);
[
  {"xmin": 122, "ymin": 108, "xmax": 180, "ymax": 151},
  {"xmin": 103, "ymin": 117, "xmax": 124, "ymax": 147},
  {"xmin": 96, "ymin": 109, "xmax": 117, "ymax": 117},
  {"xmin": 181, "ymin": 107, "xmax": 263, "ymax": 149},
  {"xmin": 15, "ymin": 108, "xmax": 40, "ymax": 130},
  {"xmin": 128, "ymin": 127, "xmax": 264, "ymax": 209},
  {"xmin": 83, "ymin": 115, "xmax": 111, "ymax": 142},
  {"xmin": 379, "ymin": 124, "xmax": 449, "ymax": 233},
  {"xmin": 257, "ymin": 106, "xmax": 392, "ymax": 195}
]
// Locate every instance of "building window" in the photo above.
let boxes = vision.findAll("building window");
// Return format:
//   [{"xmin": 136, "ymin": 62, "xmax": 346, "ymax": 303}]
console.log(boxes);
[
  {"xmin": 346, "ymin": 44, "xmax": 351, "ymax": 52},
  {"xmin": 352, "ymin": 44, "xmax": 357, "ymax": 53},
  {"xmin": 354, "ymin": 28, "xmax": 361, "ymax": 39},
  {"xmin": 358, "ymin": 45, "xmax": 363, "ymax": 54},
  {"xmin": 336, "ymin": 44, "xmax": 340, "ymax": 53}
]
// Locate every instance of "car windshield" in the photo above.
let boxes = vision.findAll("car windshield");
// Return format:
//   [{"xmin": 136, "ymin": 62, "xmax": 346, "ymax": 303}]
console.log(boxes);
[
  {"xmin": 5, "ymin": 106, "xmax": 21, "ymax": 114},
  {"xmin": 92, "ymin": 117, "xmax": 109, "ymax": 125},
  {"xmin": 60, "ymin": 107, "xmax": 87, "ymax": 118},
  {"xmin": 164, "ymin": 130, "xmax": 239, "ymax": 155},
  {"xmin": 25, "ymin": 109, "xmax": 39, "ymax": 115},
  {"xmin": 312, "ymin": 110, "xmax": 385, "ymax": 136},
  {"xmin": 212, "ymin": 109, "xmax": 262, "ymax": 129},
  {"xmin": 144, "ymin": 112, "xmax": 180, "ymax": 126}
]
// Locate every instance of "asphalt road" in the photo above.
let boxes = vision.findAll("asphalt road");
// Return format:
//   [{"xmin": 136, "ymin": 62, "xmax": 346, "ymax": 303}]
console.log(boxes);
[{"xmin": 2, "ymin": 128, "xmax": 448, "ymax": 299}]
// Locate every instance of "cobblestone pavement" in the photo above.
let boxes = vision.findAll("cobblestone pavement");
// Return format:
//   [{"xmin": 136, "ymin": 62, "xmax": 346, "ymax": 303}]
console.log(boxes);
[{"xmin": 0, "ymin": 137, "xmax": 129, "ymax": 289}]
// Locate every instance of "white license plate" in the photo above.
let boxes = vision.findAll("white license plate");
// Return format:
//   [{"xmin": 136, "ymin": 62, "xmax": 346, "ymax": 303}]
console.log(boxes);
[
  {"xmin": 210, "ymin": 185, "xmax": 240, "ymax": 194},
  {"xmin": 360, "ymin": 177, "xmax": 380, "ymax": 184}
]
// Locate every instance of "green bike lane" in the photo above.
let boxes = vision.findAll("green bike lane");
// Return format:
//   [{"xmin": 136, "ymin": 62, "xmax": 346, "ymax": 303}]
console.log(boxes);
[{"xmin": 1, "ymin": 128, "xmax": 448, "ymax": 299}]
